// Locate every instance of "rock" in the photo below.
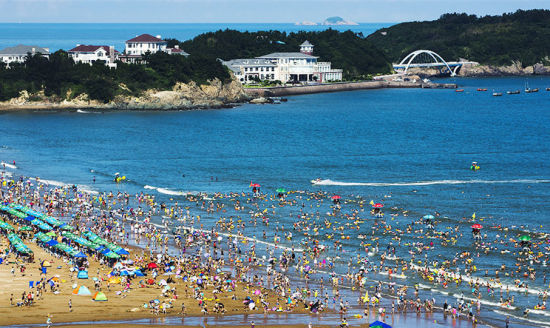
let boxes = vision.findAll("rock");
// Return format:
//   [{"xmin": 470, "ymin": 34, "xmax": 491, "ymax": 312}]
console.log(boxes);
[
  {"xmin": 0, "ymin": 75, "xmax": 248, "ymax": 111},
  {"xmin": 250, "ymin": 97, "xmax": 269, "ymax": 104}
]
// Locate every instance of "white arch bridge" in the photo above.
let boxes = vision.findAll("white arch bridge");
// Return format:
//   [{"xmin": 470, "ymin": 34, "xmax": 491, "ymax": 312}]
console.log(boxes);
[{"xmin": 392, "ymin": 50, "xmax": 475, "ymax": 76}]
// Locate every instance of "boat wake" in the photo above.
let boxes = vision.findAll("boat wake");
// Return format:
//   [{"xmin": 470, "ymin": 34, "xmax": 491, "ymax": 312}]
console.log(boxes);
[{"xmin": 312, "ymin": 178, "xmax": 550, "ymax": 187}]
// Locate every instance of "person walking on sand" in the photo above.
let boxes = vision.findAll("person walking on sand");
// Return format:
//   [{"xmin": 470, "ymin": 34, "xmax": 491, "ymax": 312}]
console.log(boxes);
[
  {"xmin": 68, "ymin": 298, "xmax": 72, "ymax": 312},
  {"xmin": 46, "ymin": 315, "xmax": 52, "ymax": 328}
]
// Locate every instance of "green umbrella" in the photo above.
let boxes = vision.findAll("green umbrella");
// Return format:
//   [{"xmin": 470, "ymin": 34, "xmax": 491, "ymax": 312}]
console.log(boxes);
[
  {"xmin": 46, "ymin": 231, "xmax": 56, "ymax": 237},
  {"xmin": 19, "ymin": 226, "xmax": 33, "ymax": 231},
  {"xmin": 276, "ymin": 188, "xmax": 286, "ymax": 193},
  {"xmin": 519, "ymin": 235, "xmax": 531, "ymax": 241}
]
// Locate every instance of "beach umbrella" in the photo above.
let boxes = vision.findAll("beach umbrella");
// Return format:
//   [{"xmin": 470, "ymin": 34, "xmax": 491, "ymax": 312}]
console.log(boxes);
[
  {"xmin": 471, "ymin": 224, "xmax": 483, "ymax": 229},
  {"xmin": 373, "ymin": 203, "xmax": 384, "ymax": 208},
  {"xmin": 46, "ymin": 231, "xmax": 56, "ymax": 237},
  {"xmin": 18, "ymin": 226, "xmax": 33, "ymax": 231},
  {"xmin": 423, "ymin": 215, "xmax": 434, "ymax": 220},
  {"xmin": 276, "ymin": 188, "xmax": 286, "ymax": 193},
  {"xmin": 147, "ymin": 262, "xmax": 158, "ymax": 269},
  {"xmin": 331, "ymin": 195, "xmax": 341, "ymax": 200},
  {"xmin": 251, "ymin": 183, "xmax": 261, "ymax": 188},
  {"xmin": 369, "ymin": 321, "xmax": 392, "ymax": 328},
  {"xmin": 519, "ymin": 235, "xmax": 531, "ymax": 241}
]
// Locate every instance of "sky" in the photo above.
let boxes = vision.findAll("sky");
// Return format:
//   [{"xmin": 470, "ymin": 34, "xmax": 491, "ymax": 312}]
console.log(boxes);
[{"xmin": 0, "ymin": 0, "xmax": 549, "ymax": 23}]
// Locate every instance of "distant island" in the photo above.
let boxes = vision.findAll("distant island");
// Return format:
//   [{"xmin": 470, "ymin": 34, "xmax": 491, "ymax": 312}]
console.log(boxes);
[{"xmin": 295, "ymin": 16, "xmax": 358, "ymax": 26}]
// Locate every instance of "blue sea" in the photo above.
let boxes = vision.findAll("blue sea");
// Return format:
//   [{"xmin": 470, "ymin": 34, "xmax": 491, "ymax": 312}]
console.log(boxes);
[
  {"xmin": 1, "ymin": 25, "xmax": 550, "ymax": 325},
  {"xmin": 0, "ymin": 23, "xmax": 389, "ymax": 52}
]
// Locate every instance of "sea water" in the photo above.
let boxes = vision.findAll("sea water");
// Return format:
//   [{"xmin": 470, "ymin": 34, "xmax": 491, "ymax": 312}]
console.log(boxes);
[
  {"xmin": 1, "ymin": 76, "xmax": 550, "ymax": 327},
  {"xmin": 0, "ymin": 23, "xmax": 389, "ymax": 52}
]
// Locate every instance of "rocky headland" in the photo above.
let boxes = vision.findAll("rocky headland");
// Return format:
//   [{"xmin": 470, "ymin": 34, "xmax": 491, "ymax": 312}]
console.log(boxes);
[{"xmin": 0, "ymin": 77, "xmax": 249, "ymax": 112}]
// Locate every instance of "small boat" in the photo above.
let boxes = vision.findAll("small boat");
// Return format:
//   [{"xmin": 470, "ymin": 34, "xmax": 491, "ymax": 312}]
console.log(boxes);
[
  {"xmin": 507, "ymin": 90, "xmax": 520, "ymax": 94},
  {"xmin": 546, "ymin": 88, "xmax": 550, "ymax": 91},
  {"xmin": 455, "ymin": 89, "xmax": 464, "ymax": 92},
  {"xmin": 492, "ymin": 92, "xmax": 502, "ymax": 96},
  {"xmin": 477, "ymin": 88, "xmax": 487, "ymax": 91},
  {"xmin": 311, "ymin": 178, "xmax": 323, "ymax": 185}
]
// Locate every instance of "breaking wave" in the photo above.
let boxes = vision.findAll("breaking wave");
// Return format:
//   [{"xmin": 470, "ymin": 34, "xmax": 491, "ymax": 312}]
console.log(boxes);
[{"xmin": 312, "ymin": 179, "xmax": 550, "ymax": 187}]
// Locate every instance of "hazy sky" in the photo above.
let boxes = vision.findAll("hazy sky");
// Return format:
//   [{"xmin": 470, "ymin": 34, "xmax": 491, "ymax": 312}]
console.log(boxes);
[{"xmin": 1, "ymin": 0, "xmax": 549, "ymax": 23}]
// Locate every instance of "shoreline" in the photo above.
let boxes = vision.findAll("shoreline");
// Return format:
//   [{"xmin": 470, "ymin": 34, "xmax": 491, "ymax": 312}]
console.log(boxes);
[{"xmin": 244, "ymin": 80, "xmax": 456, "ymax": 98}]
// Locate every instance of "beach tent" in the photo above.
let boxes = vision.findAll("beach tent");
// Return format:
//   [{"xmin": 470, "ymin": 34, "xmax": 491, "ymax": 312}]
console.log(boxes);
[
  {"xmin": 92, "ymin": 291, "xmax": 108, "ymax": 301},
  {"xmin": 369, "ymin": 321, "xmax": 392, "ymax": 328},
  {"xmin": 108, "ymin": 277, "xmax": 121, "ymax": 284},
  {"xmin": 133, "ymin": 270, "xmax": 145, "ymax": 277},
  {"xmin": 72, "ymin": 285, "xmax": 91, "ymax": 296},
  {"xmin": 41, "ymin": 260, "xmax": 52, "ymax": 267},
  {"xmin": 77, "ymin": 270, "xmax": 89, "ymax": 279},
  {"xmin": 74, "ymin": 251, "xmax": 87, "ymax": 258}
]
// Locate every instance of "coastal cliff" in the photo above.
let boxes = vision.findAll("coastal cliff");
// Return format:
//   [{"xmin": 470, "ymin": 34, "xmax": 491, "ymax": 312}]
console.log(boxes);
[{"xmin": 0, "ymin": 77, "xmax": 248, "ymax": 111}]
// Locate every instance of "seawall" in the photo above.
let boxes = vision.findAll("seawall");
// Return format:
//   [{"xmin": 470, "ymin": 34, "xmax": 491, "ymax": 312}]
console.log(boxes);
[{"xmin": 244, "ymin": 81, "xmax": 456, "ymax": 97}]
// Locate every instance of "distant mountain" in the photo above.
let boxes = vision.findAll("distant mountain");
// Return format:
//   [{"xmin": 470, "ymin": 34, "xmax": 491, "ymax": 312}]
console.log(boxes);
[{"xmin": 322, "ymin": 16, "xmax": 358, "ymax": 26}]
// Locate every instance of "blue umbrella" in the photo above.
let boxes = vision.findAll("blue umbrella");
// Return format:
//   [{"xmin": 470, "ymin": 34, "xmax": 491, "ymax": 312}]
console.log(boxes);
[
  {"xmin": 74, "ymin": 252, "xmax": 87, "ymax": 258},
  {"xmin": 423, "ymin": 215, "xmax": 435, "ymax": 220},
  {"xmin": 46, "ymin": 240, "xmax": 59, "ymax": 246},
  {"xmin": 120, "ymin": 270, "xmax": 129, "ymax": 276},
  {"xmin": 369, "ymin": 321, "xmax": 392, "ymax": 328},
  {"xmin": 116, "ymin": 248, "xmax": 130, "ymax": 255}
]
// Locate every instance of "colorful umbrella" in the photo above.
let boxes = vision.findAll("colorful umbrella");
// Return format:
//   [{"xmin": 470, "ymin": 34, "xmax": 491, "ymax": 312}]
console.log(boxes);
[
  {"xmin": 276, "ymin": 188, "xmax": 286, "ymax": 193},
  {"xmin": 471, "ymin": 224, "xmax": 483, "ymax": 229},
  {"xmin": 331, "ymin": 195, "xmax": 341, "ymax": 200},
  {"xmin": 373, "ymin": 203, "xmax": 384, "ymax": 208},
  {"xmin": 519, "ymin": 235, "xmax": 531, "ymax": 241}
]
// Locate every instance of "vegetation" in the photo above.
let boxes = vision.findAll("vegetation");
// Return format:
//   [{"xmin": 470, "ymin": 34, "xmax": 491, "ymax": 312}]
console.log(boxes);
[
  {"xmin": 367, "ymin": 9, "xmax": 550, "ymax": 67},
  {"xmin": 0, "ymin": 51, "xmax": 230, "ymax": 103},
  {"xmin": 167, "ymin": 29, "xmax": 392, "ymax": 79}
]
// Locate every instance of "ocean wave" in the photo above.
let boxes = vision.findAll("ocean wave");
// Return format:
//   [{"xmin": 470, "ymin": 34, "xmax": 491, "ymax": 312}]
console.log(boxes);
[
  {"xmin": 1, "ymin": 162, "xmax": 17, "ymax": 169},
  {"xmin": 312, "ymin": 178, "xmax": 550, "ymax": 187},
  {"xmin": 38, "ymin": 179, "xmax": 67, "ymax": 187},
  {"xmin": 76, "ymin": 109, "xmax": 90, "ymax": 114},
  {"xmin": 493, "ymin": 310, "xmax": 550, "ymax": 327},
  {"xmin": 143, "ymin": 185, "xmax": 187, "ymax": 196}
]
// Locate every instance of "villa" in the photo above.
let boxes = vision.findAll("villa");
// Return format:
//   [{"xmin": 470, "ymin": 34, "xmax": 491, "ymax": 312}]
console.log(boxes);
[
  {"xmin": 222, "ymin": 59, "xmax": 277, "ymax": 83},
  {"xmin": 120, "ymin": 34, "xmax": 189, "ymax": 64},
  {"xmin": 224, "ymin": 41, "xmax": 342, "ymax": 84},
  {"xmin": 67, "ymin": 45, "xmax": 119, "ymax": 68},
  {"xmin": 0, "ymin": 44, "xmax": 50, "ymax": 67}
]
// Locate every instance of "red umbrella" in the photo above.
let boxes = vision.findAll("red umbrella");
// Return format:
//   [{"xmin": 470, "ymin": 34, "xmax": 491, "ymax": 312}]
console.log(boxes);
[
  {"xmin": 146, "ymin": 279, "xmax": 155, "ymax": 285},
  {"xmin": 373, "ymin": 203, "xmax": 384, "ymax": 208},
  {"xmin": 251, "ymin": 183, "xmax": 261, "ymax": 188},
  {"xmin": 147, "ymin": 262, "xmax": 158, "ymax": 269},
  {"xmin": 331, "ymin": 195, "xmax": 341, "ymax": 200},
  {"xmin": 471, "ymin": 224, "xmax": 483, "ymax": 229}
]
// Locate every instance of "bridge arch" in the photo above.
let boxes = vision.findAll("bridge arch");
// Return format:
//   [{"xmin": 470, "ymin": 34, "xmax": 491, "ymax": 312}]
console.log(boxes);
[{"xmin": 397, "ymin": 50, "xmax": 455, "ymax": 76}]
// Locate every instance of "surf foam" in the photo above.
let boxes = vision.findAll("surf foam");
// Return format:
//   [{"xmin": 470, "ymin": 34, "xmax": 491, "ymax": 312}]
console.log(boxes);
[{"xmin": 313, "ymin": 178, "xmax": 550, "ymax": 187}]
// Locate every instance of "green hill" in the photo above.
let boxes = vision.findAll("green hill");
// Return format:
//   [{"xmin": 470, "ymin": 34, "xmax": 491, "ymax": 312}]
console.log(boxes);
[
  {"xmin": 367, "ymin": 9, "xmax": 550, "ymax": 67},
  {"xmin": 167, "ymin": 29, "xmax": 392, "ymax": 79}
]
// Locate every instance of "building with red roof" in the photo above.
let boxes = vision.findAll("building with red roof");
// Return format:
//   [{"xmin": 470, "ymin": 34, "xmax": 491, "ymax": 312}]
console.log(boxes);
[{"xmin": 68, "ymin": 45, "xmax": 119, "ymax": 68}]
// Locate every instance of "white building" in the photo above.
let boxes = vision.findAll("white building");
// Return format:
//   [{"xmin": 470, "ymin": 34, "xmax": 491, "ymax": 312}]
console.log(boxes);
[
  {"xmin": 166, "ymin": 45, "xmax": 190, "ymax": 56},
  {"xmin": 125, "ymin": 34, "xmax": 167, "ymax": 56},
  {"xmin": 224, "ymin": 40, "xmax": 342, "ymax": 84},
  {"xmin": 222, "ymin": 59, "xmax": 277, "ymax": 83},
  {"xmin": 0, "ymin": 45, "xmax": 50, "ymax": 67},
  {"xmin": 68, "ymin": 45, "xmax": 119, "ymax": 68},
  {"xmin": 121, "ymin": 34, "xmax": 189, "ymax": 63}
]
